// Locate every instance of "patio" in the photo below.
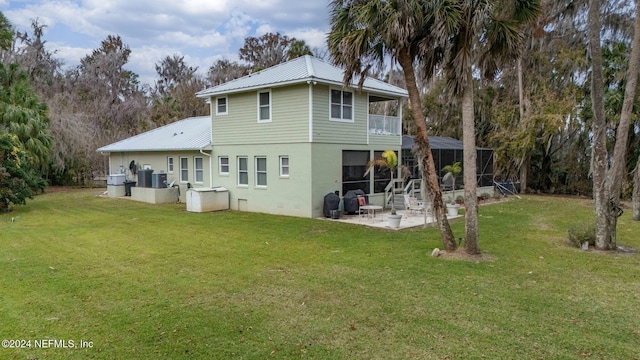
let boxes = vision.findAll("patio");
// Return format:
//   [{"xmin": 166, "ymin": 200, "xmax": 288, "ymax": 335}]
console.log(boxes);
[{"xmin": 324, "ymin": 208, "xmax": 462, "ymax": 230}]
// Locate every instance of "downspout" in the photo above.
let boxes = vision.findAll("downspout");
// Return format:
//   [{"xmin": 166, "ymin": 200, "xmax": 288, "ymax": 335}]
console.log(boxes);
[
  {"xmin": 307, "ymin": 80, "xmax": 315, "ymax": 142},
  {"xmin": 200, "ymin": 144, "xmax": 213, "ymax": 188}
]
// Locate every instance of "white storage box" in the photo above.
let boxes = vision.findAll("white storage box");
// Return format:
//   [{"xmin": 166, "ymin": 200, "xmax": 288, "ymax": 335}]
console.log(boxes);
[
  {"xmin": 186, "ymin": 187, "xmax": 229, "ymax": 212},
  {"xmin": 107, "ymin": 174, "xmax": 126, "ymax": 186}
]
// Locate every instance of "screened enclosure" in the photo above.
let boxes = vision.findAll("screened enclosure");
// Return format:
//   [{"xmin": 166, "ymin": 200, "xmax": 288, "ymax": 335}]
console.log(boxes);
[{"xmin": 401, "ymin": 136, "xmax": 494, "ymax": 188}]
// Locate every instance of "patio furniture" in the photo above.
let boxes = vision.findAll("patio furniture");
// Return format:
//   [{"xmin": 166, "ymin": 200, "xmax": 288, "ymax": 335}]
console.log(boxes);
[
  {"xmin": 403, "ymin": 194, "xmax": 424, "ymax": 216},
  {"xmin": 360, "ymin": 204, "xmax": 383, "ymax": 221}
]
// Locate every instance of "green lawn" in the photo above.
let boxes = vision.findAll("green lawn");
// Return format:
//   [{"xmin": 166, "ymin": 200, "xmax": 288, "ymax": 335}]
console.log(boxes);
[{"xmin": 1, "ymin": 190, "xmax": 639, "ymax": 359}]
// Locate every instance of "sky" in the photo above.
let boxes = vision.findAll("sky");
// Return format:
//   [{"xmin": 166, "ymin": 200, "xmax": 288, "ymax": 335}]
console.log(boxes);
[{"xmin": 0, "ymin": 0, "xmax": 331, "ymax": 86}]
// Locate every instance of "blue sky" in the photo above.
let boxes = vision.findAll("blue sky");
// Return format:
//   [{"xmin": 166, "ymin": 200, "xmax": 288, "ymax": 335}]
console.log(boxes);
[{"xmin": 0, "ymin": 0, "xmax": 331, "ymax": 85}]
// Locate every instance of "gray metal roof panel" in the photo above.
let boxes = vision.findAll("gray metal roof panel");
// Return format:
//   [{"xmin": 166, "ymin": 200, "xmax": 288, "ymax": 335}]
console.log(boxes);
[
  {"xmin": 402, "ymin": 135, "xmax": 492, "ymax": 151},
  {"xmin": 96, "ymin": 116, "xmax": 211, "ymax": 153},
  {"xmin": 197, "ymin": 55, "xmax": 408, "ymax": 98}
]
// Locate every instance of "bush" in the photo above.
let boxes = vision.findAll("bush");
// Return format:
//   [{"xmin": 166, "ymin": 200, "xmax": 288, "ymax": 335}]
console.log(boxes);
[{"xmin": 567, "ymin": 223, "xmax": 596, "ymax": 248}]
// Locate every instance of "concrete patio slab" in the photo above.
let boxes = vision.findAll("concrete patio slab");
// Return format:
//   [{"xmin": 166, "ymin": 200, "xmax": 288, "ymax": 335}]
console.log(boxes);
[{"xmin": 321, "ymin": 209, "xmax": 462, "ymax": 230}]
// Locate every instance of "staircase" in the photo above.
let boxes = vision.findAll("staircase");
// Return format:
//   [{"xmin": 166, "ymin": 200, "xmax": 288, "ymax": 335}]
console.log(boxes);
[
  {"xmin": 392, "ymin": 194, "xmax": 406, "ymax": 210},
  {"xmin": 384, "ymin": 179, "xmax": 423, "ymax": 210}
]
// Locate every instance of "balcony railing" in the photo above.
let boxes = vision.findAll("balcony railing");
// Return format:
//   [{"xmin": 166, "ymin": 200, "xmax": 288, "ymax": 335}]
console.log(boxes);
[{"xmin": 369, "ymin": 114, "xmax": 401, "ymax": 135}]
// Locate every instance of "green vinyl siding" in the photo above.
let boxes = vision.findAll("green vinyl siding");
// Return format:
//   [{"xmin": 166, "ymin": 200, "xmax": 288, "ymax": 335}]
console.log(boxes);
[
  {"xmin": 369, "ymin": 134, "xmax": 402, "ymax": 148},
  {"xmin": 212, "ymin": 84, "xmax": 309, "ymax": 145},
  {"xmin": 211, "ymin": 143, "xmax": 314, "ymax": 217},
  {"xmin": 312, "ymin": 84, "xmax": 368, "ymax": 144}
]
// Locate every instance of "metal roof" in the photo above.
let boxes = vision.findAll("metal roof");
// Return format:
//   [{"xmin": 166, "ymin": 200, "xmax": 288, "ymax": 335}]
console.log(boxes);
[
  {"xmin": 196, "ymin": 55, "xmax": 408, "ymax": 99},
  {"xmin": 96, "ymin": 116, "xmax": 211, "ymax": 153},
  {"xmin": 402, "ymin": 135, "xmax": 492, "ymax": 151}
]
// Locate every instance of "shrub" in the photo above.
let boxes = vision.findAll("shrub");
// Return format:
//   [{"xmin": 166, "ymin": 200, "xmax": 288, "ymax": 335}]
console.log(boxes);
[{"xmin": 567, "ymin": 222, "xmax": 596, "ymax": 248}]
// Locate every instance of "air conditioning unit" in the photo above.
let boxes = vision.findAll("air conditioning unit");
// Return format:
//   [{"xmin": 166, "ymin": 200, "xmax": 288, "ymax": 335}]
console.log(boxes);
[{"xmin": 152, "ymin": 173, "xmax": 167, "ymax": 188}]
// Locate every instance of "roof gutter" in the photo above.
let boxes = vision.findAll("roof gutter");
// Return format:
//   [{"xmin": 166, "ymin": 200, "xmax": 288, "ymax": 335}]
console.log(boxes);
[{"xmin": 196, "ymin": 78, "xmax": 408, "ymax": 99}]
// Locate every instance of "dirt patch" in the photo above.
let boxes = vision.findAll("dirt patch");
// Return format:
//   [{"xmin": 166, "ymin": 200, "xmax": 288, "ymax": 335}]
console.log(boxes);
[{"xmin": 435, "ymin": 247, "xmax": 497, "ymax": 262}]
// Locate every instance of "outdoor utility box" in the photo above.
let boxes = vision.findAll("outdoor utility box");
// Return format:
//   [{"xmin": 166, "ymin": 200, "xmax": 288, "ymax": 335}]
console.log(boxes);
[
  {"xmin": 107, "ymin": 174, "xmax": 126, "ymax": 186},
  {"xmin": 186, "ymin": 187, "xmax": 229, "ymax": 213},
  {"xmin": 152, "ymin": 173, "xmax": 167, "ymax": 188},
  {"xmin": 137, "ymin": 169, "xmax": 153, "ymax": 188}
]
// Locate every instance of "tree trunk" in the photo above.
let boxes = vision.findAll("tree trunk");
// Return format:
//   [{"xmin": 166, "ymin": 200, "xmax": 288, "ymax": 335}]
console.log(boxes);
[
  {"xmin": 588, "ymin": 0, "xmax": 614, "ymax": 250},
  {"xmin": 633, "ymin": 156, "xmax": 640, "ymax": 221},
  {"xmin": 398, "ymin": 50, "xmax": 457, "ymax": 251},
  {"xmin": 517, "ymin": 57, "xmax": 529, "ymax": 194},
  {"xmin": 519, "ymin": 156, "xmax": 529, "ymax": 195},
  {"xmin": 606, "ymin": 1, "xmax": 640, "ymax": 229},
  {"xmin": 608, "ymin": 0, "xmax": 640, "ymax": 200},
  {"xmin": 462, "ymin": 70, "xmax": 479, "ymax": 255}
]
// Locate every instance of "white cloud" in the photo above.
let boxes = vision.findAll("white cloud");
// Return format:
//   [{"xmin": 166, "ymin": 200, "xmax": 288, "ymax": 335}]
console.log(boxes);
[
  {"xmin": 2, "ymin": 0, "xmax": 331, "ymax": 86},
  {"xmin": 289, "ymin": 28, "xmax": 328, "ymax": 49},
  {"xmin": 254, "ymin": 24, "xmax": 273, "ymax": 36}
]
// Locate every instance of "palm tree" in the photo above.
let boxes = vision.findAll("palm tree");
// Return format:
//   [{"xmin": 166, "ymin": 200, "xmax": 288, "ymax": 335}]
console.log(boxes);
[
  {"xmin": 328, "ymin": 0, "xmax": 458, "ymax": 251},
  {"xmin": 0, "ymin": 62, "xmax": 52, "ymax": 171},
  {"xmin": 598, "ymin": 0, "xmax": 640, "ymax": 248},
  {"xmin": 440, "ymin": 0, "xmax": 540, "ymax": 254},
  {"xmin": 367, "ymin": 150, "xmax": 399, "ymax": 215},
  {"xmin": 0, "ymin": 11, "xmax": 12, "ymax": 51},
  {"xmin": 442, "ymin": 162, "xmax": 462, "ymax": 204}
]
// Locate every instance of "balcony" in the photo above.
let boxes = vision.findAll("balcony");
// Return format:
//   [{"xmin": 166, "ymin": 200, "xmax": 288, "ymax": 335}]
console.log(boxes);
[{"xmin": 369, "ymin": 114, "xmax": 401, "ymax": 136}]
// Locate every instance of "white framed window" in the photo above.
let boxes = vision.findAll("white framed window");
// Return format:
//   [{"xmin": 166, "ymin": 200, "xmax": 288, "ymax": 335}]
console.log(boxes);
[
  {"xmin": 216, "ymin": 96, "xmax": 228, "ymax": 115},
  {"xmin": 257, "ymin": 90, "xmax": 272, "ymax": 123},
  {"xmin": 279, "ymin": 156, "xmax": 289, "ymax": 177},
  {"xmin": 330, "ymin": 89, "xmax": 353, "ymax": 122},
  {"xmin": 238, "ymin": 156, "xmax": 248, "ymax": 186},
  {"xmin": 219, "ymin": 156, "xmax": 229, "ymax": 175},
  {"xmin": 255, "ymin": 156, "xmax": 267, "ymax": 187},
  {"xmin": 194, "ymin": 157, "xmax": 204, "ymax": 184},
  {"xmin": 167, "ymin": 157, "xmax": 174, "ymax": 173},
  {"xmin": 180, "ymin": 157, "xmax": 189, "ymax": 182}
]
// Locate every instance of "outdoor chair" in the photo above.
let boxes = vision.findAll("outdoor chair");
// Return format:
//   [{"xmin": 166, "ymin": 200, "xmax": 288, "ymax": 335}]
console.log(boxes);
[
  {"xmin": 403, "ymin": 194, "xmax": 424, "ymax": 216},
  {"xmin": 357, "ymin": 195, "xmax": 368, "ymax": 218}
]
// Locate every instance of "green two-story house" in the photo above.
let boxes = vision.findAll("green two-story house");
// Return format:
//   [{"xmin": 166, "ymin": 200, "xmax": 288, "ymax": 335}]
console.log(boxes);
[
  {"xmin": 98, "ymin": 56, "xmax": 407, "ymax": 217},
  {"xmin": 195, "ymin": 55, "xmax": 407, "ymax": 218}
]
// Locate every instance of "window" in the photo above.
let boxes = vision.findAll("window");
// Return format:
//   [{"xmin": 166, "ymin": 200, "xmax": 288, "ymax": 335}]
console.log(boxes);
[
  {"xmin": 216, "ymin": 96, "xmax": 228, "ymax": 115},
  {"xmin": 342, "ymin": 150, "xmax": 370, "ymax": 194},
  {"xmin": 255, "ymin": 156, "xmax": 267, "ymax": 187},
  {"xmin": 194, "ymin": 157, "xmax": 204, "ymax": 184},
  {"xmin": 330, "ymin": 89, "xmax": 353, "ymax": 121},
  {"xmin": 258, "ymin": 90, "xmax": 271, "ymax": 122},
  {"xmin": 238, "ymin": 156, "xmax": 248, "ymax": 186},
  {"xmin": 279, "ymin": 156, "xmax": 289, "ymax": 177},
  {"xmin": 180, "ymin": 157, "xmax": 189, "ymax": 182},
  {"xmin": 219, "ymin": 156, "xmax": 229, "ymax": 175},
  {"xmin": 167, "ymin": 157, "xmax": 174, "ymax": 173}
]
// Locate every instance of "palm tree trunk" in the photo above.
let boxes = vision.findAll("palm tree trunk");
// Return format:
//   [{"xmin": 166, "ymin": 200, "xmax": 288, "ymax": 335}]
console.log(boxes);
[
  {"xmin": 588, "ymin": 0, "xmax": 613, "ymax": 250},
  {"xmin": 631, "ymin": 156, "xmax": 640, "ymax": 221},
  {"xmin": 606, "ymin": 0, "xmax": 640, "ymax": 228},
  {"xmin": 397, "ymin": 50, "xmax": 456, "ymax": 251},
  {"xmin": 633, "ymin": 156, "xmax": 640, "ymax": 221},
  {"xmin": 517, "ymin": 57, "xmax": 529, "ymax": 194},
  {"xmin": 462, "ymin": 70, "xmax": 479, "ymax": 254}
]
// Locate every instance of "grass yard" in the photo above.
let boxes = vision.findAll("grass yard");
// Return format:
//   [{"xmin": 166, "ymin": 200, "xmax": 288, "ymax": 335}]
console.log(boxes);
[{"xmin": 1, "ymin": 189, "xmax": 639, "ymax": 359}]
